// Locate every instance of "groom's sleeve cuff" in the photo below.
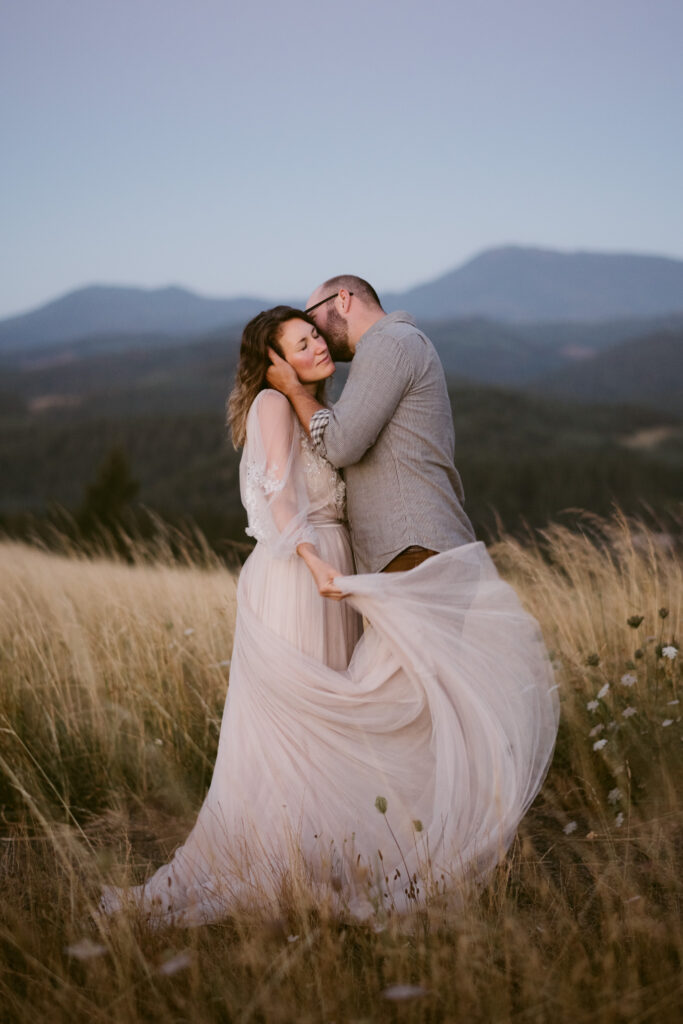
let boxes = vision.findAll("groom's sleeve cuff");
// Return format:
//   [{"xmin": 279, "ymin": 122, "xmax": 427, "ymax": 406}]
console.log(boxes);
[{"xmin": 309, "ymin": 409, "xmax": 331, "ymax": 453}]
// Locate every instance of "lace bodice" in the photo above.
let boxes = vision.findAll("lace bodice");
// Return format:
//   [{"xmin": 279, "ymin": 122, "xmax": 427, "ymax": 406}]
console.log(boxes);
[
  {"xmin": 298, "ymin": 429, "xmax": 346, "ymax": 522},
  {"xmin": 240, "ymin": 391, "xmax": 346, "ymax": 558}
]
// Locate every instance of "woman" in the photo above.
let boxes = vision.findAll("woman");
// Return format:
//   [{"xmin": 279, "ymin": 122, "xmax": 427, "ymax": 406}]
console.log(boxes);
[{"xmin": 99, "ymin": 307, "xmax": 559, "ymax": 926}]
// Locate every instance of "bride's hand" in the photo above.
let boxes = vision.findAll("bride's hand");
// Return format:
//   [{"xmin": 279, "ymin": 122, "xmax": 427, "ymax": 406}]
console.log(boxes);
[
  {"xmin": 266, "ymin": 347, "xmax": 300, "ymax": 396},
  {"xmin": 310, "ymin": 557, "xmax": 345, "ymax": 601},
  {"xmin": 297, "ymin": 544, "xmax": 345, "ymax": 601}
]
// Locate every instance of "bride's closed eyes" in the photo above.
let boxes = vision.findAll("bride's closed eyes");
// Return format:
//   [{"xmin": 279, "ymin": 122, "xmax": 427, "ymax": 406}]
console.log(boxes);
[{"xmin": 278, "ymin": 318, "xmax": 335, "ymax": 385}]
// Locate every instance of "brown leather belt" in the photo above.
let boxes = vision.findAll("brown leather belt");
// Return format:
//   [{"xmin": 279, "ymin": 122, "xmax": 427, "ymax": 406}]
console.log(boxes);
[{"xmin": 381, "ymin": 546, "xmax": 438, "ymax": 573}]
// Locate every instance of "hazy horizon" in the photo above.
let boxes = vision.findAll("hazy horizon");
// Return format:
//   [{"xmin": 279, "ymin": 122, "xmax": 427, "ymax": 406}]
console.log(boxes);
[{"xmin": 5, "ymin": 241, "xmax": 683, "ymax": 320}]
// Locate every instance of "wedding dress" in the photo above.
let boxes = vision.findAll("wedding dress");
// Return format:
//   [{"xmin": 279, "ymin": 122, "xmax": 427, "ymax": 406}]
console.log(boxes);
[{"xmin": 100, "ymin": 389, "xmax": 559, "ymax": 925}]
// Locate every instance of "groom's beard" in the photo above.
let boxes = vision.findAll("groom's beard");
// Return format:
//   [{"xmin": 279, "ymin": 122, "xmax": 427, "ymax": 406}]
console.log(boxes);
[{"xmin": 323, "ymin": 307, "xmax": 354, "ymax": 362}]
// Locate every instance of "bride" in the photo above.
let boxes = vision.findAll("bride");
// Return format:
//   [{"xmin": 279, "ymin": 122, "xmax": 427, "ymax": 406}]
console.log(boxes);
[{"xmin": 99, "ymin": 306, "xmax": 559, "ymax": 926}]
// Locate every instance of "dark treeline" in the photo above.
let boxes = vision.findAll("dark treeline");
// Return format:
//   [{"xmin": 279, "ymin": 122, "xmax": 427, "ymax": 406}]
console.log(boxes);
[{"xmin": 1, "ymin": 381, "xmax": 681, "ymax": 562}]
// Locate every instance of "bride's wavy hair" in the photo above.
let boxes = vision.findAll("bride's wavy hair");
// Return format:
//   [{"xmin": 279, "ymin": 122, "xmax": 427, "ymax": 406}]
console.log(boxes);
[{"xmin": 227, "ymin": 306, "xmax": 328, "ymax": 449}]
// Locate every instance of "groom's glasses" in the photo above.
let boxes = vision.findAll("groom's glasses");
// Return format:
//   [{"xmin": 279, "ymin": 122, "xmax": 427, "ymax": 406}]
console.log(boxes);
[{"xmin": 305, "ymin": 291, "xmax": 353, "ymax": 315}]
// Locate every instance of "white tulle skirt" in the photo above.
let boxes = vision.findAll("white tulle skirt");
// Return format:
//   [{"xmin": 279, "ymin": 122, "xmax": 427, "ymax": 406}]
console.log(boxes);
[{"xmin": 100, "ymin": 529, "xmax": 559, "ymax": 925}]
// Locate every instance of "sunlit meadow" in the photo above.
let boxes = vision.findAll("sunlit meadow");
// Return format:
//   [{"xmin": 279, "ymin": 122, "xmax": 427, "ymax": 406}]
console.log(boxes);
[{"xmin": 0, "ymin": 511, "xmax": 681, "ymax": 1023}]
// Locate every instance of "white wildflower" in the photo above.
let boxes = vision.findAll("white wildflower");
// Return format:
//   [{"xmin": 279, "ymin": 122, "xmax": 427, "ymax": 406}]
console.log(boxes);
[
  {"xmin": 154, "ymin": 738, "xmax": 163, "ymax": 746},
  {"xmin": 563, "ymin": 821, "xmax": 578, "ymax": 835},
  {"xmin": 620, "ymin": 673, "xmax": 637, "ymax": 687},
  {"xmin": 593, "ymin": 738, "xmax": 608, "ymax": 751},
  {"xmin": 587, "ymin": 700, "xmax": 599, "ymax": 712},
  {"xmin": 607, "ymin": 788, "xmax": 622, "ymax": 805},
  {"xmin": 65, "ymin": 938, "xmax": 107, "ymax": 960},
  {"xmin": 661, "ymin": 719, "xmax": 674, "ymax": 727},
  {"xmin": 622, "ymin": 706, "xmax": 637, "ymax": 718},
  {"xmin": 597, "ymin": 683, "xmax": 610, "ymax": 699},
  {"xmin": 382, "ymin": 985, "xmax": 429, "ymax": 1001},
  {"xmin": 183, "ymin": 628, "xmax": 195, "ymax": 637},
  {"xmin": 589, "ymin": 724, "xmax": 604, "ymax": 738},
  {"xmin": 287, "ymin": 934, "xmax": 300, "ymax": 943},
  {"xmin": 667, "ymin": 699, "xmax": 680, "ymax": 706},
  {"xmin": 158, "ymin": 951, "xmax": 193, "ymax": 976},
  {"xmin": 662, "ymin": 645, "xmax": 678, "ymax": 660},
  {"xmin": 615, "ymin": 812, "xmax": 625, "ymax": 828}
]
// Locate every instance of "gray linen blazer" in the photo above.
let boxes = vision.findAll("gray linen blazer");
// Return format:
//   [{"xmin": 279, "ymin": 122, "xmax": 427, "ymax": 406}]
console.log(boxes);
[{"xmin": 314, "ymin": 311, "xmax": 476, "ymax": 573}]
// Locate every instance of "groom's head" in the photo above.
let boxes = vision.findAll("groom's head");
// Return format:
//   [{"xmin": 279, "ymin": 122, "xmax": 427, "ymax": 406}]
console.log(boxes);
[{"xmin": 305, "ymin": 275, "xmax": 385, "ymax": 361}]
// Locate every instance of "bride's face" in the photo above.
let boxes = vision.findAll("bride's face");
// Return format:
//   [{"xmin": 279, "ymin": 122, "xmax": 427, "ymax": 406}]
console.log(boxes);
[{"xmin": 277, "ymin": 318, "xmax": 335, "ymax": 384}]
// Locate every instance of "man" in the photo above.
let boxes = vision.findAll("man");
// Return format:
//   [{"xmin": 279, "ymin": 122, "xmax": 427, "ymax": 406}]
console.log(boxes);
[{"xmin": 266, "ymin": 274, "xmax": 475, "ymax": 587}]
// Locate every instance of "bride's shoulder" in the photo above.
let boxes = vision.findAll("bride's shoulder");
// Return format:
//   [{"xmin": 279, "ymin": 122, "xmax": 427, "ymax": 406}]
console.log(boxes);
[
  {"xmin": 247, "ymin": 389, "xmax": 296, "ymax": 429},
  {"xmin": 250, "ymin": 388, "xmax": 293, "ymax": 414}
]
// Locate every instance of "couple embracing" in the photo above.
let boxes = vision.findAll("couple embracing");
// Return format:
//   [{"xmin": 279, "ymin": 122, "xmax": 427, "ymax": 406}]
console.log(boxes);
[{"xmin": 100, "ymin": 276, "xmax": 559, "ymax": 925}]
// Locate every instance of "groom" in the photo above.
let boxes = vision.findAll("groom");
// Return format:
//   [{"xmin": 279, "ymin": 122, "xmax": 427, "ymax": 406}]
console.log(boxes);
[{"xmin": 266, "ymin": 275, "xmax": 475, "ymax": 588}]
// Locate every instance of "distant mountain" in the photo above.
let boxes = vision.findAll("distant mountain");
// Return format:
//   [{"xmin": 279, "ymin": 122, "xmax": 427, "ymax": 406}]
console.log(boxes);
[
  {"xmin": 3, "ymin": 246, "xmax": 683, "ymax": 355},
  {"xmin": 5, "ymin": 315, "xmax": 683, "ymax": 416},
  {"xmin": 400, "ymin": 313, "xmax": 683, "ymax": 387},
  {"xmin": 1, "ymin": 330, "xmax": 240, "ymax": 418},
  {"xmin": 510, "ymin": 313, "xmax": 683, "ymax": 353},
  {"xmin": 531, "ymin": 329, "xmax": 683, "ymax": 415},
  {"xmin": 0, "ymin": 285, "xmax": 277, "ymax": 353},
  {"xmin": 383, "ymin": 247, "xmax": 683, "ymax": 322},
  {"xmin": 422, "ymin": 318, "xmax": 562, "ymax": 386}
]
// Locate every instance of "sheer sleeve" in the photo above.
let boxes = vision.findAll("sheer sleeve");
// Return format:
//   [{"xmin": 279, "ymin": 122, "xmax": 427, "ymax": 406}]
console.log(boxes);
[{"xmin": 240, "ymin": 389, "xmax": 318, "ymax": 559}]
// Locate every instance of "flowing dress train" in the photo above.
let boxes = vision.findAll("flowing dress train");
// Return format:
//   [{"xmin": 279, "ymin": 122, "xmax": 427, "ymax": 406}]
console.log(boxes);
[{"xmin": 99, "ymin": 389, "xmax": 559, "ymax": 925}]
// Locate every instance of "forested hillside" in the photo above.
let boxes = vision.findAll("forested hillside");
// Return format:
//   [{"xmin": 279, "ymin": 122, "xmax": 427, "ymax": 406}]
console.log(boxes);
[{"xmin": 2, "ymin": 376, "xmax": 680, "ymax": 556}]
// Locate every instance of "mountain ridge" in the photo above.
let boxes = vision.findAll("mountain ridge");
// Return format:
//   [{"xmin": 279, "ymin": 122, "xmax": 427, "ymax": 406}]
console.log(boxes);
[
  {"xmin": 0, "ymin": 284, "xmax": 279, "ymax": 353},
  {"xmin": 383, "ymin": 246, "xmax": 683, "ymax": 321},
  {"xmin": 4, "ymin": 315, "xmax": 682, "ymax": 419},
  {"xmin": 3, "ymin": 245, "xmax": 683, "ymax": 353}
]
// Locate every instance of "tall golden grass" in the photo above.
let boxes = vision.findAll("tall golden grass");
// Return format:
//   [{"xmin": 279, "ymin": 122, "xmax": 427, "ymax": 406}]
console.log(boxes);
[{"xmin": 0, "ymin": 511, "xmax": 681, "ymax": 1023}]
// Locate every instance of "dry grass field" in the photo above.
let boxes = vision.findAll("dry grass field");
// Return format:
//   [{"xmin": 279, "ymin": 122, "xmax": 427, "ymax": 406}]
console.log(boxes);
[{"xmin": 0, "ymin": 511, "xmax": 681, "ymax": 1023}]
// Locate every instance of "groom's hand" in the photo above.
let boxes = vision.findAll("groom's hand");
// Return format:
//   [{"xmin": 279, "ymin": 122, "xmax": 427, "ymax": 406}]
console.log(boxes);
[{"xmin": 266, "ymin": 348, "xmax": 299, "ymax": 396}]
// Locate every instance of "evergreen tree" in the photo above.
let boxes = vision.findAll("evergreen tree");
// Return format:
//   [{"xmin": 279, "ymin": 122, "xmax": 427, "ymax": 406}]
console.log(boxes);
[{"xmin": 78, "ymin": 446, "xmax": 139, "ymax": 535}]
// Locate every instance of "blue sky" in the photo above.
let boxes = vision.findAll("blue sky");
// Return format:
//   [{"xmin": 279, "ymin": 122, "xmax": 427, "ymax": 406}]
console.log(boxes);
[{"xmin": 1, "ymin": 0, "xmax": 682, "ymax": 318}]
